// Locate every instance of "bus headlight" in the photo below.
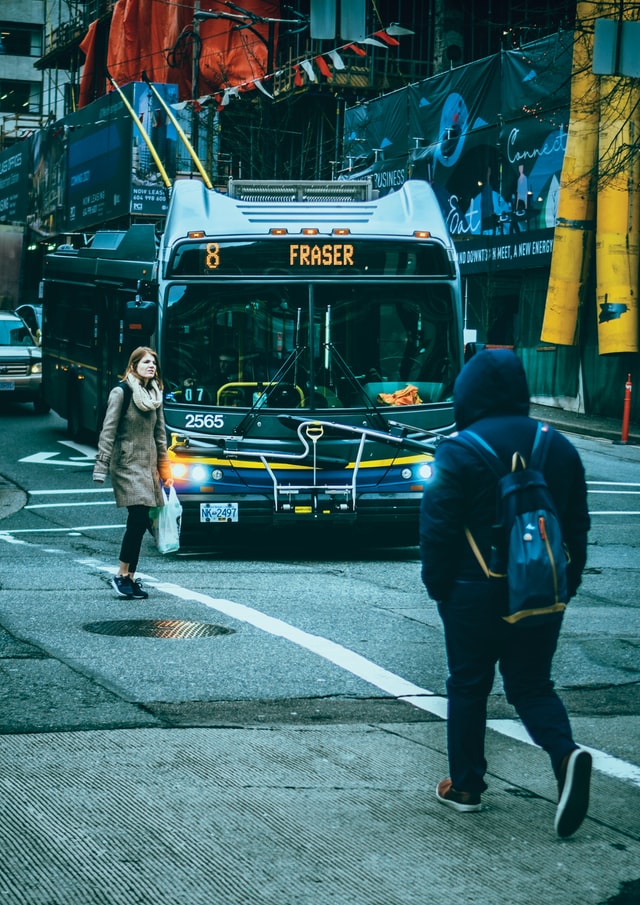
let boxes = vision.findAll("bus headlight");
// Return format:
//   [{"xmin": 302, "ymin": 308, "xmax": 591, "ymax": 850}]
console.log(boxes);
[
  {"xmin": 417, "ymin": 462, "xmax": 433, "ymax": 480},
  {"xmin": 171, "ymin": 463, "xmax": 223, "ymax": 483}
]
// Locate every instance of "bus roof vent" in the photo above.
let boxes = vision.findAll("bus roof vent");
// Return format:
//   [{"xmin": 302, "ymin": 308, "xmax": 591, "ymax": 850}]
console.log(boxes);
[{"xmin": 227, "ymin": 179, "xmax": 374, "ymax": 202}]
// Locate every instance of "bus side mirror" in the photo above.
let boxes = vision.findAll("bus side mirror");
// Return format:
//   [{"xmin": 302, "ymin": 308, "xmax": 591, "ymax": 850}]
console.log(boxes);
[
  {"xmin": 464, "ymin": 341, "xmax": 485, "ymax": 362},
  {"xmin": 125, "ymin": 299, "xmax": 157, "ymax": 337}
]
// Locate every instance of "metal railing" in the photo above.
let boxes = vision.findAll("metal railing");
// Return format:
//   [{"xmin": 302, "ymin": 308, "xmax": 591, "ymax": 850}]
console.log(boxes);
[{"xmin": 42, "ymin": 0, "xmax": 116, "ymax": 57}]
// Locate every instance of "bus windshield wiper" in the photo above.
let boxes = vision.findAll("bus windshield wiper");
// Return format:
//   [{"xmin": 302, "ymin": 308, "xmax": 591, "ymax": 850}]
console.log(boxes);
[
  {"xmin": 233, "ymin": 346, "xmax": 308, "ymax": 436},
  {"xmin": 386, "ymin": 418, "xmax": 456, "ymax": 445},
  {"xmin": 324, "ymin": 342, "xmax": 389, "ymax": 432}
]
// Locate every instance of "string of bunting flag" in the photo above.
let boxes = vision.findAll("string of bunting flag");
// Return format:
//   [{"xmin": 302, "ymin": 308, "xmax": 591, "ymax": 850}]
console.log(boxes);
[{"xmin": 171, "ymin": 23, "xmax": 413, "ymax": 113}]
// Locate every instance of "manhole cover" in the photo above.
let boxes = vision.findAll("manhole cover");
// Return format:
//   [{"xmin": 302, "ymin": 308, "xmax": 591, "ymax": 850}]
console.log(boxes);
[{"xmin": 83, "ymin": 619, "xmax": 236, "ymax": 639}]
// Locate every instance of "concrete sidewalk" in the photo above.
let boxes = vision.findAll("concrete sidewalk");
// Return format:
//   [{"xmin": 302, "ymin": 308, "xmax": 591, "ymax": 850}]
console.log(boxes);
[
  {"xmin": 530, "ymin": 403, "xmax": 640, "ymax": 446},
  {"xmin": 0, "ymin": 719, "xmax": 638, "ymax": 904}
]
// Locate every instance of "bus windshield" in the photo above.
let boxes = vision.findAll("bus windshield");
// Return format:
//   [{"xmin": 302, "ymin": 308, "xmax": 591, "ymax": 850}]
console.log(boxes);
[{"xmin": 163, "ymin": 281, "xmax": 459, "ymax": 410}]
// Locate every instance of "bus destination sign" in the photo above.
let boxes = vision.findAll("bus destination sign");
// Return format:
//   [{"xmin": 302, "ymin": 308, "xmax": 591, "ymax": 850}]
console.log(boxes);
[{"xmin": 169, "ymin": 239, "xmax": 453, "ymax": 279}]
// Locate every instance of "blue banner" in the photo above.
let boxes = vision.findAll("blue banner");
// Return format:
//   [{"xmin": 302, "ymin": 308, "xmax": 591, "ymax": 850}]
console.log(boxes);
[{"xmin": 343, "ymin": 34, "xmax": 574, "ymax": 272}]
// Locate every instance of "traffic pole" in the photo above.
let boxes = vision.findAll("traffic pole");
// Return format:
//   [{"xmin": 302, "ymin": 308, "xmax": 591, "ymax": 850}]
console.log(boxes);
[{"xmin": 620, "ymin": 373, "xmax": 632, "ymax": 444}]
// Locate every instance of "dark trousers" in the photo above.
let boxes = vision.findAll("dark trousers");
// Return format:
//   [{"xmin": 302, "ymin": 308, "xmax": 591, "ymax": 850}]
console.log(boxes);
[
  {"xmin": 119, "ymin": 505, "xmax": 151, "ymax": 574},
  {"xmin": 437, "ymin": 580, "xmax": 576, "ymax": 795}
]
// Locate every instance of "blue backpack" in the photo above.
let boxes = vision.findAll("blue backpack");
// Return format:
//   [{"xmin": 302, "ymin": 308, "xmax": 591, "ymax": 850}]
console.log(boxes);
[{"xmin": 457, "ymin": 422, "xmax": 569, "ymax": 627}]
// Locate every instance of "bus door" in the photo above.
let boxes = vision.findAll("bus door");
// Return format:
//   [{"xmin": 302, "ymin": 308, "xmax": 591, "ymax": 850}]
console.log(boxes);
[{"xmin": 94, "ymin": 287, "xmax": 137, "ymax": 435}]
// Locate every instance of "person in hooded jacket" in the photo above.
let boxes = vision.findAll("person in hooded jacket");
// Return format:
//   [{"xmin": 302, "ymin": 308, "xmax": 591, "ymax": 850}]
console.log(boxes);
[
  {"xmin": 93, "ymin": 347, "xmax": 173, "ymax": 600},
  {"xmin": 420, "ymin": 349, "xmax": 591, "ymax": 838}
]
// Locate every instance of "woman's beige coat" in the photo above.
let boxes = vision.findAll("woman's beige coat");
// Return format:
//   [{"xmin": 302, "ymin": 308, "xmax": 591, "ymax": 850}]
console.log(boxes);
[{"xmin": 93, "ymin": 386, "xmax": 171, "ymax": 508}]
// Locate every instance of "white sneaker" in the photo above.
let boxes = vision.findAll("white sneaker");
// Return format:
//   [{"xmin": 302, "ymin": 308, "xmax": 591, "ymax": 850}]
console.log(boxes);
[{"xmin": 555, "ymin": 749, "xmax": 592, "ymax": 837}]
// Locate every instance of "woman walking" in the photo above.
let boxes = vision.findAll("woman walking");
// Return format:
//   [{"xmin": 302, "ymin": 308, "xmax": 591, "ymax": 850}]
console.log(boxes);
[{"xmin": 93, "ymin": 347, "xmax": 173, "ymax": 599}]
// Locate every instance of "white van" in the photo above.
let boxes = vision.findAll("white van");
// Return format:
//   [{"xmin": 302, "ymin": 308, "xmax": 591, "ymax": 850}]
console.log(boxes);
[{"xmin": 0, "ymin": 310, "xmax": 49, "ymax": 413}]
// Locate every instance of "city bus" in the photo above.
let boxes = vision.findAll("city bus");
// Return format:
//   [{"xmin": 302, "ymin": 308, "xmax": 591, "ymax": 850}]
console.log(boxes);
[{"xmin": 42, "ymin": 177, "xmax": 463, "ymax": 542}]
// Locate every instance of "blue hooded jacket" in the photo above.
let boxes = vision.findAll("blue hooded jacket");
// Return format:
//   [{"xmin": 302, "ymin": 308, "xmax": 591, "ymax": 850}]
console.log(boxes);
[{"xmin": 419, "ymin": 349, "xmax": 590, "ymax": 603}]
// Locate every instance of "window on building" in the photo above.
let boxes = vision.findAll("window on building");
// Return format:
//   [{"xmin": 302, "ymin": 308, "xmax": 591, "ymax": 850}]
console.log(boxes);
[
  {"xmin": 0, "ymin": 23, "xmax": 42, "ymax": 57},
  {"xmin": 0, "ymin": 80, "xmax": 41, "ymax": 114}
]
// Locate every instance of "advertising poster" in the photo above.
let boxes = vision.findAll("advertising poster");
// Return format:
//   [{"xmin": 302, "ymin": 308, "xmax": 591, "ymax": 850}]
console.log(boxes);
[
  {"xmin": 0, "ymin": 225, "xmax": 25, "ymax": 309},
  {"xmin": 65, "ymin": 82, "xmax": 178, "ymax": 231},
  {"xmin": 342, "ymin": 88, "xmax": 409, "ymax": 193},
  {"xmin": 129, "ymin": 82, "xmax": 178, "ymax": 216},
  {"xmin": 0, "ymin": 143, "xmax": 31, "ymax": 225},
  {"xmin": 28, "ymin": 127, "xmax": 66, "ymax": 237},
  {"xmin": 65, "ymin": 89, "xmax": 132, "ymax": 230},
  {"xmin": 343, "ymin": 34, "xmax": 573, "ymax": 273}
]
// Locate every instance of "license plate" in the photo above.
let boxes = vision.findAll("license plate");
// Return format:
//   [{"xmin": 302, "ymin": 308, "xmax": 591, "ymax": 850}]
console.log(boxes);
[
  {"xmin": 0, "ymin": 381, "xmax": 15, "ymax": 391},
  {"xmin": 200, "ymin": 502, "xmax": 239, "ymax": 523}
]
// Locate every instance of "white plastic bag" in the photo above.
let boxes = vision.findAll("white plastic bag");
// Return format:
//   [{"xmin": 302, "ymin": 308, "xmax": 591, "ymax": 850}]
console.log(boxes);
[{"xmin": 153, "ymin": 485, "xmax": 182, "ymax": 554}]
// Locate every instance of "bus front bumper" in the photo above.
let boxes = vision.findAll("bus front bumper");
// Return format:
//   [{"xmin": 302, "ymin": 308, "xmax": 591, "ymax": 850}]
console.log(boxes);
[{"xmin": 176, "ymin": 491, "xmax": 423, "ymax": 530}]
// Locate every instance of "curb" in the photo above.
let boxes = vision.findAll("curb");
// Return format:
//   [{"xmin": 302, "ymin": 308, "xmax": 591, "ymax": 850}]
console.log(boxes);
[
  {"xmin": 530, "ymin": 405, "xmax": 640, "ymax": 446},
  {"xmin": 0, "ymin": 476, "xmax": 27, "ymax": 522}
]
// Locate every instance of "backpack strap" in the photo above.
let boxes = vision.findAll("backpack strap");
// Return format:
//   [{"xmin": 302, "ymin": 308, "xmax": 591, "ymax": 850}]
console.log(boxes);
[
  {"xmin": 528, "ymin": 422, "xmax": 552, "ymax": 472},
  {"xmin": 460, "ymin": 426, "xmax": 550, "ymax": 475},
  {"xmin": 455, "ymin": 430, "xmax": 507, "ymax": 580},
  {"xmin": 118, "ymin": 380, "xmax": 132, "ymax": 418},
  {"xmin": 463, "ymin": 527, "xmax": 493, "ymax": 577},
  {"xmin": 115, "ymin": 380, "xmax": 132, "ymax": 431},
  {"xmin": 454, "ymin": 430, "xmax": 505, "ymax": 478}
]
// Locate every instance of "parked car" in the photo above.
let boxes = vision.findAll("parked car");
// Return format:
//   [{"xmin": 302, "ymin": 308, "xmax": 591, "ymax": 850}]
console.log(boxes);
[
  {"xmin": 0, "ymin": 310, "xmax": 49, "ymax": 413},
  {"xmin": 15, "ymin": 303, "xmax": 43, "ymax": 345}
]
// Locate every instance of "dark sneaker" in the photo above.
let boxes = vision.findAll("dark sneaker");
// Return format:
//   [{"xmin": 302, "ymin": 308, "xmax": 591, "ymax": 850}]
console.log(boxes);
[
  {"xmin": 128, "ymin": 578, "xmax": 149, "ymax": 600},
  {"xmin": 436, "ymin": 778, "xmax": 482, "ymax": 813},
  {"xmin": 555, "ymin": 748, "xmax": 592, "ymax": 838},
  {"xmin": 110, "ymin": 574, "xmax": 134, "ymax": 598}
]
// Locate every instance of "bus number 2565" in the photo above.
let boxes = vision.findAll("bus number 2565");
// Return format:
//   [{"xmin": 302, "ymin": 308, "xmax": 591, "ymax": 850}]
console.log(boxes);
[{"xmin": 184, "ymin": 412, "xmax": 225, "ymax": 429}]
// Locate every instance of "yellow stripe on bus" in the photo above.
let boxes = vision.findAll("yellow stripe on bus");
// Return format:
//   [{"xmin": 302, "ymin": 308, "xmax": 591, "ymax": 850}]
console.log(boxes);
[{"xmin": 168, "ymin": 453, "xmax": 433, "ymax": 470}]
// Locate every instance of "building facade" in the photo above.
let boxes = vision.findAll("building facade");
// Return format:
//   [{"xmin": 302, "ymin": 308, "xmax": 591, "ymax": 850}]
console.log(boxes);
[
  {"xmin": 0, "ymin": 1, "xmax": 46, "ymax": 149},
  {"xmin": 2, "ymin": 1, "xmax": 637, "ymax": 423}
]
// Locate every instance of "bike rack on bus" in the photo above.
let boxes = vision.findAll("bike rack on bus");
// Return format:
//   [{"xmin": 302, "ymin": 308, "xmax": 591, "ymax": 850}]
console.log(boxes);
[
  {"xmin": 218, "ymin": 415, "xmax": 439, "ymax": 518},
  {"xmin": 257, "ymin": 421, "xmax": 367, "ymax": 516}
]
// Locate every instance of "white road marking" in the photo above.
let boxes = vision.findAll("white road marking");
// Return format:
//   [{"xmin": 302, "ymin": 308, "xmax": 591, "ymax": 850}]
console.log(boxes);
[
  {"xmin": 19, "ymin": 440, "xmax": 96, "ymax": 467},
  {"xmin": 25, "ymin": 501, "xmax": 116, "ymax": 510},
  {"xmin": 590, "ymin": 512, "xmax": 640, "ymax": 515},
  {"xmin": 488, "ymin": 720, "xmax": 640, "ymax": 786},
  {"xmin": 79, "ymin": 555, "xmax": 640, "ymax": 789},
  {"xmin": 59, "ymin": 440, "xmax": 98, "ymax": 457},
  {"xmin": 587, "ymin": 481, "xmax": 640, "ymax": 487},
  {"xmin": 29, "ymin": 488, "xmax": 111, "ymax": 496},
  {"xmin": 588, "ymin": 491, "xmax": 640, "ymax": 495},
  {"xmin": 18, "ymin": 452, "xmax": 94, "ymax": 467},
  {"xmin": 1, "ymin": 531, "xmax": 638, "ymax": 787},
  {"xmin": 0, "ymin": 525, "xmax": 123, "ymax": 534}
]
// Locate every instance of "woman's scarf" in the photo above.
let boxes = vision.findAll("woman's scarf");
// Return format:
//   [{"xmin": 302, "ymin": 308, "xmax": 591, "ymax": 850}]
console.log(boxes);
[{"xmin": 126, "ymin": 372, "xmax": 163, "ymax": 411}]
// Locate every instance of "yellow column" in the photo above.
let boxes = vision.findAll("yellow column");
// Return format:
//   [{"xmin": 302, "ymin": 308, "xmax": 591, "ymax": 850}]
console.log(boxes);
[
  {"xmin": 541, "ymin": 1, "xmax": 599, "ymax": 345},
  {"xmin": 595, "ymin": 9, "xmax": 640, "ymax": 354}
]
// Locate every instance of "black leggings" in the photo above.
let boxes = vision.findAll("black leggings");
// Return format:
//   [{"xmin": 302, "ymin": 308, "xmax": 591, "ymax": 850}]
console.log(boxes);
[{"xmin": 119, "ymin": 505, "xmax": 152, "ymax": 574}]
